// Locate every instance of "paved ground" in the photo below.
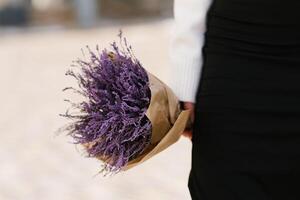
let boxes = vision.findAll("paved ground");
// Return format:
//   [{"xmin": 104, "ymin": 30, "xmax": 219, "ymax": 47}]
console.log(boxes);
[{"xmin": 0, "ymin": 19, "xmax": 192, "ymax": 200}]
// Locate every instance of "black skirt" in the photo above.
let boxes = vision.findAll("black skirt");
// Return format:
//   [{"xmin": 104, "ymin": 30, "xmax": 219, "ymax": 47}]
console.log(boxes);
[{"xmin": 188, "ymin": 0, "xmax": 300, "ymax": 199}]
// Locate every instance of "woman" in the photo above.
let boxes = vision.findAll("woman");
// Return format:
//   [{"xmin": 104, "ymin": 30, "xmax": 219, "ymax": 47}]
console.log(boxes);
[{"xmin": 169, "ymin": 0, "xmax": 300, "ymax": 199}]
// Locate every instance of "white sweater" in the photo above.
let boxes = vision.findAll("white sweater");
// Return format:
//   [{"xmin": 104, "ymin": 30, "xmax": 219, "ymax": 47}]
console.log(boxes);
[{"xmin": 168, "ymin": 0, "xmax": 214, "ymax": 103}]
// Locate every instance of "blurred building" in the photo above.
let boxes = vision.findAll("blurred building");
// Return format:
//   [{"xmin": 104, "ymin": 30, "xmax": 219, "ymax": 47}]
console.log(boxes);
[
  {"xmin": 0, "ymin": 0, "xmax": 30, "ymax": 25},
  {"xmin": 0, "ymin": 0, "xmax": 172, "ymax": 27},
  {"xmin": 101, "ymin": 0, "xmax": 172, "ymax": 18}
]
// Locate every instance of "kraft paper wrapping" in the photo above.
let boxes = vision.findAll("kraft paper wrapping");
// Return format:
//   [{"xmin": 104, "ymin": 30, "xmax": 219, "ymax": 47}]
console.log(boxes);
[{"xmin": 122, "ymin": 71, "xmax": 191, "ymax": 171}]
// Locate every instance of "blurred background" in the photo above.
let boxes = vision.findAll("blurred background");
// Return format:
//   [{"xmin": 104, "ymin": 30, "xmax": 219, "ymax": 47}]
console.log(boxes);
[{"xmin": 0, "ymin": 0, "xmax": 193, "ymax": 200}]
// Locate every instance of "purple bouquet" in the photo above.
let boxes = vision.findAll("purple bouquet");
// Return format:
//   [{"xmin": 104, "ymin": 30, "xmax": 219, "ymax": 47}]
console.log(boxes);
[{"xmin": 61, "ymin": 31, "xmax": 191, "ymax": 176}]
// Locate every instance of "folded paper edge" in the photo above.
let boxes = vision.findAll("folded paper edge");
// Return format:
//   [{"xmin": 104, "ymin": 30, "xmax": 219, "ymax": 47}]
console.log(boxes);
[{"xmin": 121, "ymin": 109, "xmax": 191, "ymax": 171}]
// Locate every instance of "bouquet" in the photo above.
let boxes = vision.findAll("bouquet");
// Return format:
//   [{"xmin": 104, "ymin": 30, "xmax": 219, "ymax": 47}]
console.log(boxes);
[{"xmin": 60, "ymin": 31, "xmax": 191, "ymax": 176}]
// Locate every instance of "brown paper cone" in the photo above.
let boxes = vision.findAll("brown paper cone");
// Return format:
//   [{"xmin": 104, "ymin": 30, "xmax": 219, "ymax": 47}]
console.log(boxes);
[{"xmin": 122, "ymin": 71, "xmax": 191, "ymax": 171}]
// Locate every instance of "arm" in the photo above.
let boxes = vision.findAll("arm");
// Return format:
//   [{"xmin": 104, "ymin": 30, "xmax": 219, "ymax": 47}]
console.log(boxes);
[{"xmin": 168, "ymin": 0, "xmax": 214, "ymax": 103}]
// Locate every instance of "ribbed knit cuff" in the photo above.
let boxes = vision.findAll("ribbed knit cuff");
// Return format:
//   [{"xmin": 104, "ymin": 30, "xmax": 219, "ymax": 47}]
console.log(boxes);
[{"xmin": 168, "ymin": 55, "xmax": 203, "ymax": 103}]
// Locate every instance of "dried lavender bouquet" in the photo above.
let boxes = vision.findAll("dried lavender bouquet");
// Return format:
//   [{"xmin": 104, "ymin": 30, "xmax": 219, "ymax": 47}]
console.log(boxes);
[{"xmin": 60, "ymin": 31, "xmax": 191, "ymax": 176}]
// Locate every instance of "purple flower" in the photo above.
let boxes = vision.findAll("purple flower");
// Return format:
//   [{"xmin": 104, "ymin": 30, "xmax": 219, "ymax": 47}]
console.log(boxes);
[{"xmin": 61, "ymin": 30, "xmax": 152, "ymax": 175}]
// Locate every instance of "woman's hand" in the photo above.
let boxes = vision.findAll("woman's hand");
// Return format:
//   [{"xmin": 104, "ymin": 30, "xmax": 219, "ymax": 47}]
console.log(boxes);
[{"xmin": 180, "ymin": 101, "xmax": 195, "ymax": 140}]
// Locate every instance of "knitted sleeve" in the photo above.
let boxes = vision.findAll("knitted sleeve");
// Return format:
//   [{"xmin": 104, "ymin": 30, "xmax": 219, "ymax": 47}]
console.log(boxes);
[{"xmin": 168, "ymin": 0, "xmax": 213, "ymax": 103}]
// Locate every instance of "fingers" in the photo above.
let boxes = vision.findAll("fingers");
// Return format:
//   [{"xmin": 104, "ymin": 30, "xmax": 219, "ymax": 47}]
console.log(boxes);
[
  {"xmin": 183, "ymin": 102, "xmax": 195, "ymax": 123},
  {"xmin": 182, "ymin": 130, "xmax": 192, "ymax": 140},
  {"xmin": 181, "ymin": 101, "xmax": 195, "ymax": 141}
]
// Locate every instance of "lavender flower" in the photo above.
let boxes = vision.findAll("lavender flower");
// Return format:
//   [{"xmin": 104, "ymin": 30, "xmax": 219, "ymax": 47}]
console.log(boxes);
[{"xmin": 61, "ymin": 30, "xmax": 152, "ymax": 176}]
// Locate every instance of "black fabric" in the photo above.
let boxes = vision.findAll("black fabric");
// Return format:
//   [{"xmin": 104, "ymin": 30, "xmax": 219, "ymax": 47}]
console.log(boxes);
[{"xmin": 188, "ymin": 0, "xmax": 300, "ymax": 199}]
